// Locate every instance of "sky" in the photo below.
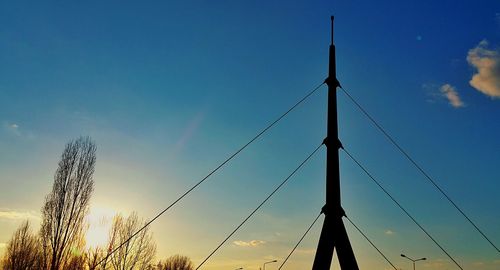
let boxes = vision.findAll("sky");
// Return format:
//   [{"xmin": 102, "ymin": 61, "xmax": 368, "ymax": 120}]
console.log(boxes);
[{"xmin": 1, "ymin": 1, "xmax": 499, "ymax": 269}]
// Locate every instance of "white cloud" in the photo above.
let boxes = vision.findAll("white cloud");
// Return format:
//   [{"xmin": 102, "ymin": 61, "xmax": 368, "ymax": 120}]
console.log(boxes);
[
  {"xmin": 233, "ymin": 240, "xmax": 265, "ymax": 247},
  {"xmin": 384, "ymin": 229, "xmax": 395, "ymax": 235},
  {"xmin": 3, "ymin": 121, "xmax": 21, "ymax": 136},
  {"xmin": 467, "ymin": 40, "xmax": 500, "ymax": 98},
  {"xmin": 0, "ymin": 210, "xmax": 40, "ymax": 221},
  {"xmin": 423, "ymin": 83, "xmax": 465, "ymax": 108},
  {"xmin": 440, "ymin": 84, "xmax": 465, "ymax": 108}
]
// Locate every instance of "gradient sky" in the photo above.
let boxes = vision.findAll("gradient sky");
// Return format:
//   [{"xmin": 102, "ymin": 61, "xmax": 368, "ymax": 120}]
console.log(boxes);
[{"xmin": 1, "ymin": 1, "xmax": 499, "ymax": 270}]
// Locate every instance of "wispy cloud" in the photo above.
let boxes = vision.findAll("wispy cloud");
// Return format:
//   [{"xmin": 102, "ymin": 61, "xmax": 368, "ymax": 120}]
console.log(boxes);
[
  {"xmin": 384, "ymin": 229, "xmax": 395, "ymax": 235},
  {"xmin": 171, "ymin": 111, "xmax": 205, "ymax": 156},
  {"xmin": 0, "ymin": 210, "xmax": 40, "ymax": 221},
  {"xmin": 2, "ymin": 121, "xmax": 36, "ymax": 139},
  {"xmin": 423, "ymin": 83, "xmax": 465, "ymax": 108},
  {"xmin": 440, "ymin": 84, "xmax": 465, "ymax": 108},
  {"xmin": 233, "ymin": 240, "xmax": 266, "ymax": 247},
  {"xmin": 467, "ymin": 40, "xmax": 500, "ymax": 98},
  {"xmin": 3, "ymin": 121, "xmax": 21, "ymax": 136}
]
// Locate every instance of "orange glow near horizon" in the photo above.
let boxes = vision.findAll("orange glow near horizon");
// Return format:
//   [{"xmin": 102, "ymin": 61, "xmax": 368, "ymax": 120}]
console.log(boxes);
[{"xmin": 85, "ymin": 206, "xmax": 117, "ymax": 249}]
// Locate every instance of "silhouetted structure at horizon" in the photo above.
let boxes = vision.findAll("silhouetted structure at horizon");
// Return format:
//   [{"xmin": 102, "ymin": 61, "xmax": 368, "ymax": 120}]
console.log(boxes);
[{"xmin": 312, "ymin": 16, "xmax": 359, "ymax": 270}]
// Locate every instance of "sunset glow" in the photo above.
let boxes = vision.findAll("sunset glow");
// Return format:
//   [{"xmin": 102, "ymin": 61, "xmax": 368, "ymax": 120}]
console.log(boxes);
[
  {"xmin": 85, "ymin": 206, "xmax": 116, "ymax": 249},
  {"xmin": 1, "ymin": 1, "xmax": 499, "ymax": 270}
]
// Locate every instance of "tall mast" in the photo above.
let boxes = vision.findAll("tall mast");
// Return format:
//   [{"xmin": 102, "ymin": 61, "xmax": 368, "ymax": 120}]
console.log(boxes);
[{"xmin": 312, "ymin": 16, "xmax": 359, "ymax": 270}]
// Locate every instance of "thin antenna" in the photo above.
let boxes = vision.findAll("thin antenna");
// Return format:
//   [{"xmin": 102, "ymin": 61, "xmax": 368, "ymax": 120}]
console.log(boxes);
[{"xmin": 330, "ymin": 16, "xmax": 334, "ymax": 45}]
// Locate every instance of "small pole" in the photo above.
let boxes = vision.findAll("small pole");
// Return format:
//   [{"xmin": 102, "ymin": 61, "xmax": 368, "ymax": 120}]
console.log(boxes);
[{"xmin": 331, "ymin": 16, "xmax": 334, "ymax": 45}]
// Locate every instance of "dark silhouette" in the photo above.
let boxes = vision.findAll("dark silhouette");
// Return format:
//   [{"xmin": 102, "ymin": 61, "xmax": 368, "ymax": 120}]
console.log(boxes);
[
  {"xmin": 312, "ymin": 16, "xmax": 359, "ymax": 270},
  {"xmin": 40, "ymin": 136, "xmax": 96, "ymax": 270},
  {"xmin": 86, "ymin": 246, "xmax": 111, "ymax": 270},
  {"xmin": 2, "ymin": 221, "xmax": 41, "ymax": 270},
  {"xmin": 107, "ymin": 212, "xmax": 156, "ymax": 270},
  {"xmin": 65, "ymin": 255, "xmax": 86, "ymax": 270},
  {"xmin": 156, "ymin": 255, "xmax": 194, "ymax": 270},
  {"xmin": 401, "ymin": 254, "xmax": 427, "ymax": 270}
]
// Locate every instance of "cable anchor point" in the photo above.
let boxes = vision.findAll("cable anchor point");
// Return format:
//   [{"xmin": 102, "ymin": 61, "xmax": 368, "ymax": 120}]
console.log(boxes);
[
  {"xmin": 324, "ymin": 77, "xmax": 341, "ymax": 89},
  {"xmin": 321, "ymin": 204, "xmax": 346, "ymax": 218},
  {"xmin": 322, "ymin": 137, "xmax": 343, "ymax": 149}
]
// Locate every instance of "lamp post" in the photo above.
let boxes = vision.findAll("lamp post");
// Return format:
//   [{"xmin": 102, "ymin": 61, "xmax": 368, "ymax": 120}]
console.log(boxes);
[
  {"xmin": 401, "ymin": 254, "xmax": 426, "ymax": 270},
  {"xmin": 263, "ymin": 260, "xmax": 277, "ymax": 270}
]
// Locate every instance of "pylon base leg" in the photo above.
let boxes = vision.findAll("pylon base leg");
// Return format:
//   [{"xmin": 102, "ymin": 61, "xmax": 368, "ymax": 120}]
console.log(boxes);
[{"xmin": 312, "ymin": 214, "xmax": 359, "ymax": 270}]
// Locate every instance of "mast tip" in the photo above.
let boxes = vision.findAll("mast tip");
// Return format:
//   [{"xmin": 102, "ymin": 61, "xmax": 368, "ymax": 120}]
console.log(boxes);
[{"xmin": 330, "ymin": 16, "xmax": 334, "ymax": 45}]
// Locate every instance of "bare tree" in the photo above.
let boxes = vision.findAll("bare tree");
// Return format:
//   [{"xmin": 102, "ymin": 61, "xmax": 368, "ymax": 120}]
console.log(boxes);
[
  {"xmin": 65, "ymin": 255, "xmax": 86, "ymax": 270},
  {"xmin": 86, "ymin": 247, "xmax": 106, "ymax": 270},
  {"xmin": 2, "ymin": 221, "xmax": 41, "ymax": 270},
  {"xmin": 156, "ymin": 255, "xmax": 193, "ymax": 270},
  {"xmin": 107, "ymin": 212, "xmax": 156, "ymax": 270},
  {"xmin": 40, "ymin": 136, "xmax": 96, "ymax": 270},
  {"xmin": 86, "ymin": 243, "xmax": 115, "ymax": 270}
]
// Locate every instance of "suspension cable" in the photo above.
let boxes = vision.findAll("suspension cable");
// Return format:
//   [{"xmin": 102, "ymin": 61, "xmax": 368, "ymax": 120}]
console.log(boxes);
[
  {"xmin": 342, "ymin": 147, "xmax": 463, "ymax": 269},
  {"xmin": 278, "ymin": 211, "xmax": 322, "ymax": 270},
  {"xmin": 339, "ymin": 86, "xmax": 499, "ymax": 253},
  {"xmin": 95, "ymin": 82, "xmax": 325, "ymax": 267},
  {"xmin": 344, "ymin": 216, "xmax": 398, "ymax": 270},
  {"xmin": 195, "ymin": 143, "xmax": 324, "ymax": 269}
]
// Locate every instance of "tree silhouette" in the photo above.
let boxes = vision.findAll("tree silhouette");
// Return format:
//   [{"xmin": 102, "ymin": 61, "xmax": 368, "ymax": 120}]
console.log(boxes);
[
  {"xmin": 86, "ymin": 246, "xmax": 109, "ymax": 270},
  {"xmin": 2, "ymin": 221, "xmax": 41, "ymax": 270},
  {"xmin": 65, "ymin": 255, "xmax": 86, "ymax": 270},
  {"xmin": 156, "ymin": 255, "xmax": 194, "ymax": 270},
  {"xmin": 108, "ymin": 212, "xmax": 156, "ymax": 270},
  {"xmin": 40, "ymin": 136, "xmax": 96, "ymax": 270}
]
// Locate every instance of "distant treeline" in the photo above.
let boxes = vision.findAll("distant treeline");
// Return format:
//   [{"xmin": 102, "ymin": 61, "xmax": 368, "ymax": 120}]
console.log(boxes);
[{"xmin": 2, "ymin": 137, "xmax": 193, "ymax": 270}]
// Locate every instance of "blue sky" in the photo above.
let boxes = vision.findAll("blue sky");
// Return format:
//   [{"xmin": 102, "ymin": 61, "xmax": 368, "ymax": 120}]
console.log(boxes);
[{"xmin": 1, "ymin": 1, "xmax": 499, "ymax": 269}]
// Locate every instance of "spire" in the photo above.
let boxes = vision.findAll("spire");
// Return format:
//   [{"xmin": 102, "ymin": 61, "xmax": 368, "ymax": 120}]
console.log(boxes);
[
  {"xmin": 311, "ymin": 16, "xmax": 359, "ymax": 270},
  {"xmin": 331, "ymin": 16, "xmax": 334, "ymax": 46}
]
